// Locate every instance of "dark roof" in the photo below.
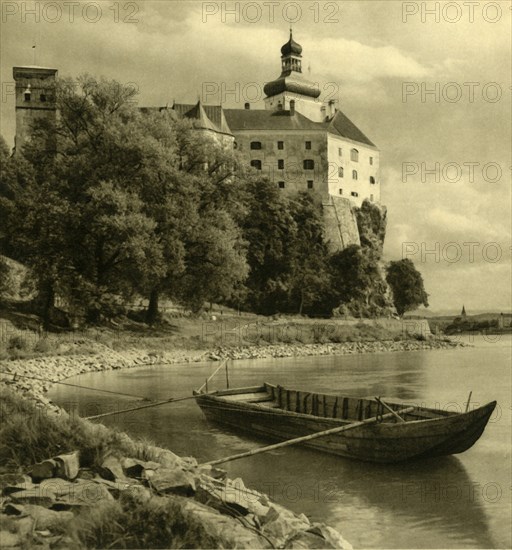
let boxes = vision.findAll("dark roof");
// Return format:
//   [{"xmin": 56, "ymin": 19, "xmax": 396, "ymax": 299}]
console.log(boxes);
[
  {"xmin": 224, "ymin": 108, "xmax": 376, "ymax": 148},
  {"xmin": 141, "ymin": 103, "xmax": 376, "ymax": 148},
  {"xmin": 172, "ymin": 102, "xmax": 233, "ymax": 136},
  {"xmin": 327, "ymin": 110, "xmax": 376, "ymax": 147},
  {"xmin": 224, "ymin": 109, "xmax": 322, "ymax": 131},
  {"xmin": 263, "ymin": 74, "xmax": 321, "ymax": 99}
]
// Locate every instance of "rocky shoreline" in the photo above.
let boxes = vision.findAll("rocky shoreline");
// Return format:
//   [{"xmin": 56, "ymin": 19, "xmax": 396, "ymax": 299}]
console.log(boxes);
[
  {"xmin": 0, "ymin": 337, "xmax": 465, "ymax": 549},
  {"xmin": 0, "ymin": 338, "xmax": 465, "ymax": 411},
  {"xmin": 205, "ymin": 338, "xmax": 465, "ymax": 362}
]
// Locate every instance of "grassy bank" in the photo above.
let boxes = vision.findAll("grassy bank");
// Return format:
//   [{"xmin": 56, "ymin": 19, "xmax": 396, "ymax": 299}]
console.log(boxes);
[
  {"xmin": 0, "ymin": 306, "xmax": 438, "ymax": 362},
  {"xmin": 0, "ymin": 388, "xmax": 352, "ymax": 549},
  {"xmin": 0, "ymin": 388, "xmax": 212, "ymax": 549}
]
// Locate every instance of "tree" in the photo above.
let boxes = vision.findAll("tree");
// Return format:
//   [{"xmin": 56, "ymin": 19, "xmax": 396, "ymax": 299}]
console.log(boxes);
[
  {"xmin": 11, "ymin": 76, "xmax": 165, "ymax": 323},
  {"xmin": 177, "ymin": 208, "xmax": 248, "ymax": 312},
  {"xmin": 11, "ymin": 76, "xmax": 249, "ymax": 324},
  {"xmin": 287, "ymin": 192, "xmax": 331, "ymax": 315},
  {"xmin": 131, "ymin": 114, "xmax": 247, "ymax": 321},
  {"xmin": 240, "ymin": 177, "xmax": 297, "ymax": 314},
  {"xmin": 0, "ymin": 256, "xmax": 10, "ymax": 297},
  {"xmin": 386, "ymin": 259, "xmax": 429, "ymax": 316},
  {"xmin": 328, "ymin": 244, "xmax": 391, "ymax": 318}
]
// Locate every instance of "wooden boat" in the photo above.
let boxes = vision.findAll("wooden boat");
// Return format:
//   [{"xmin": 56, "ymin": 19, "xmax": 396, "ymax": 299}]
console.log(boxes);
[{"xmin": 194, "ymin": 383, "xmax": 496, "ymax": 463}]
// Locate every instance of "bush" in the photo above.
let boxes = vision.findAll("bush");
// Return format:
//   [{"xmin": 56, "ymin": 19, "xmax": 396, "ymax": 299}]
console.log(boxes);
[
  {"xmin": 71, "ymin": 491, "xmax": 217, "ymax": 549},
  {"xmin": 33, "ymin": 338, "xmax": 52, "ymax": 353},
  {"xmin": 7, "ymin": 335, "xmax": 29, "ymax": 351}
]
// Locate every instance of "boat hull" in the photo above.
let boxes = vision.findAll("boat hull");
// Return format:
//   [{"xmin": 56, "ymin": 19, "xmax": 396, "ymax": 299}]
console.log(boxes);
[{"xmin": 195, "ymin": 389, "xmax": 496, "ymax": 463}]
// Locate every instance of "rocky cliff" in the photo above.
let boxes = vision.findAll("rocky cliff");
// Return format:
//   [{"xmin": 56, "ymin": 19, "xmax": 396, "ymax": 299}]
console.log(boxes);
[{"xmin": 322, "ymin": 196, "xmax": 361, "ymax": 253}]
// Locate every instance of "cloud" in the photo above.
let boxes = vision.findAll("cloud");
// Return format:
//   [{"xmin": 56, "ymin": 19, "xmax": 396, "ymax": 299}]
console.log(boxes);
[{"xmin": 310, "ymin": 39, "xmax": 431, "ymax": 84}]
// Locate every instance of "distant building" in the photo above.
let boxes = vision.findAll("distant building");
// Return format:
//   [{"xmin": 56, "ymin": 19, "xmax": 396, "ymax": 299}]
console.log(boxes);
[
  {"xmin": 460, "ymin": 305, "xmax": 467, "ymax": 318},
  {"xmin": 498, "ymin": 313, "xmax": 504, "ymax": 329}
]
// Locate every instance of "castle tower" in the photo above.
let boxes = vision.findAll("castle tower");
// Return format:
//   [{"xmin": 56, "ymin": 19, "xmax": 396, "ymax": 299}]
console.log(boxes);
[
  {"xmin": 13, "ymin": 66, "xmax": 58, "ymax": 154},
  {"xmin": 263, "ymin": 31, "xmax": 324, "ymax": 121}
]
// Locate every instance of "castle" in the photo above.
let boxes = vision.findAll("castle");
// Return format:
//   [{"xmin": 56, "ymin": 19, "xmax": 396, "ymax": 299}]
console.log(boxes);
[{"xmin": 13, "ymin": 32, "xmax": 381, "ymax": 251}]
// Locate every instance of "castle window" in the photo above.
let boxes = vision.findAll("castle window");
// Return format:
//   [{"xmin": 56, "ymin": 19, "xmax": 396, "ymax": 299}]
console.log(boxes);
[
  {"xmin": 369, "ymin": 156, "xmax": 373, "ymax": 165},
  {"xmin": 234, "ymin": 141, "xmax": 238, "ymax": 149},
  {"xmin": 338, "ymin": 148, "xmax": 342, "ymax": 156},
  {"xmin": 338, "ymin": 167, "xmax": 344, "ymax": 177},
  {"xmin": 370, "ymin": 176, "xmax": 376, "ymax": 184},
  {"xmin": 305, "ymin": 141, "xmax": 312, "ymax": 150},
  {"xmin": 278, "ymin": 159, "xmax": 284, "ymax": 169},
  {"xmin": 278, "ymin": 181, "xmax": 285, "ymax": 189},
  {"xmin": 303, "ymin": 159, "xmax": 315, "ymax": 170},
  {"xmin": 24, "ymin": 92, "xmax": 31, "ymax": 102},
  {"xmin": 40, "ymin": 94, "xmax": 47, "ymax": 102},
  {"xmin": 351, "ymin": 191, "xmax": 359, "ymax": 197},
  {"xmin": 250, "ymin": 141, "xmax": 262, "ymax": 150},
  {"xmin": 307, "ymin": 180, "xmax": 314, "ymax": 189},
  {"xmin": 350, "ymin": 148, "xmax": 359, "ymax": 162},
  {"xmin": 352, "ymin": 170, "xmax": 358, "ymax": 180},
  {"xmin": 250, "ymin": 160, "xmax": 262, "ymax": 170},
  {"xmin": 339, "ymin": 189, "xmax": 343, "ymax": 195},
  {"xmin": 277, "ymin": 141, "xmax": 284, "ymax": 150}
]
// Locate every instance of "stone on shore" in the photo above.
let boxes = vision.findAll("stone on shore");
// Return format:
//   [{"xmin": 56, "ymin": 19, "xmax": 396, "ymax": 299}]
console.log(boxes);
[
  {"xmin": 149, "ymin": 467, "xmax": 196, "ymax": 496},
  {"xmin": 54, "ymin": 451, "xmax": 80, "ymax": 480},
  {"xmin": 31, "ymin": 459, "xmax": 58, "ymax": 481}
]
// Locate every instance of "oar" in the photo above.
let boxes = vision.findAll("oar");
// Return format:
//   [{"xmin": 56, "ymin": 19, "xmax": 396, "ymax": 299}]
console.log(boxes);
[
  {"xmin": 375, "ymin": 396, "xmax": 406, "ymax": 422},
  {"xmin": 196, "ymin": 359, "xmax": 228, "ymax": 393},
  {"xmin": 201, "ymin": 406, "xmax": 415, "ymax": 466}
]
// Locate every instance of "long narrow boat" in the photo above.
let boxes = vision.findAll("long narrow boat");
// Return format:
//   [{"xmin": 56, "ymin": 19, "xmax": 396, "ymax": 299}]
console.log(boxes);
[{"xmin": 194, "ymin": 383, "xmax": 496, "ymax": 463}]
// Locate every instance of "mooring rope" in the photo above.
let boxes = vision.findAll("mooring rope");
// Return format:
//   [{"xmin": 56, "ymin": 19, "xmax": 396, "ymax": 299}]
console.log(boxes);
[
  {"xmin": 0, "ymin": 371, "xmax": 151, "ymax": 400},
  {"xmin": 83, "ymin": 394, "xmax": 199, "ymax": 420}
]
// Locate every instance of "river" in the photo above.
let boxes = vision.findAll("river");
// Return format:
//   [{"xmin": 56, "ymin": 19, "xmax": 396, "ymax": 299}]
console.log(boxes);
[{"xmin": 50, "ymin": 335, "xmax": 511, "ymax": 549}]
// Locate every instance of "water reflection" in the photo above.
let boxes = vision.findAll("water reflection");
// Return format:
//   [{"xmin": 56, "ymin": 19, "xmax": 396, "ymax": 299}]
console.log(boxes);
[{"xmin": 203, "ymin": 423, "xmax": 495, "ymax": 549}]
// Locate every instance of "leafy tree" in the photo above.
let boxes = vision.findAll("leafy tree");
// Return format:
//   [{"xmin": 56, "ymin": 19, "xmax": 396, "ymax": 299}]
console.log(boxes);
[
  {"xmin": 355, "ymin": 199, "xmax": 387, "ymax": 257},
  {"xmin": 329, "ymin": 245, "xmax": 390, "ymax": 318},
  {"xmin": 386, "ymin": 258, "xmax": 429, "ymax": 316},
  {"xmin": 10, "ymin": 76, "xmax": 248, "ymax": 324},
  {"xmin": 10, "ymin": 77, "xmax": 166, "ymax": 323},
  {"xmin": 287, "ymin": 193, "xmax": 331, "ymax": 315},
  {"xmin": 131, "ymin": 114, "xmax": 246, "ymax": 321},
  {"xmin": 240, "ymin": 177, "xmax": 297, "ymax": 314},
  {"xmin": 177, "ymin": 208, "xmax": 248, "ymax": 313},
  {"xmin": 0, "ymin": 256, "xmax": 10, "ymax": 296},
  {"xmin": 8, "ymin": 176, "xmax": 75, "ymax": 326}
]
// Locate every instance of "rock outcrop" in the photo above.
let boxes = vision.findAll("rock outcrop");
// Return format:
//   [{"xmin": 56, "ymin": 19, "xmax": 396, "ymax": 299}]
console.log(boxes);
[
  {"xmin": 322, "ymin": 196, "xmax": 360, "ymax": 253},
  {"xmin": 0, "ymin": 447, "xmax": 353, "ymax": 549}
]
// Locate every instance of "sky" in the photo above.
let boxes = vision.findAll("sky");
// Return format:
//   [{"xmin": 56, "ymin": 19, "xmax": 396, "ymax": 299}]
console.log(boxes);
[{"xmin": 1, "ymin": 0, "xmax": 511, "ymax": 314}]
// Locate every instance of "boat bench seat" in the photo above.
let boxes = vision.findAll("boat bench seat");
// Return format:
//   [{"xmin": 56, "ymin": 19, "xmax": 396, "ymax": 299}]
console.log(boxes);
[{"xmin": 222, "ymin": 392, "xmax": 272, "ymax": 404}]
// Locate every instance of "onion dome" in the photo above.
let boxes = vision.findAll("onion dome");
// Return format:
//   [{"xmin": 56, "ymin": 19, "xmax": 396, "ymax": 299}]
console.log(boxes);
[
  {"xmin": 263, "ymin": 75, "xmax": 320, "ymax": 99},
  {"xmin": 281, "ymin": 30, "xmax": 302, "ymax": 57}
]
